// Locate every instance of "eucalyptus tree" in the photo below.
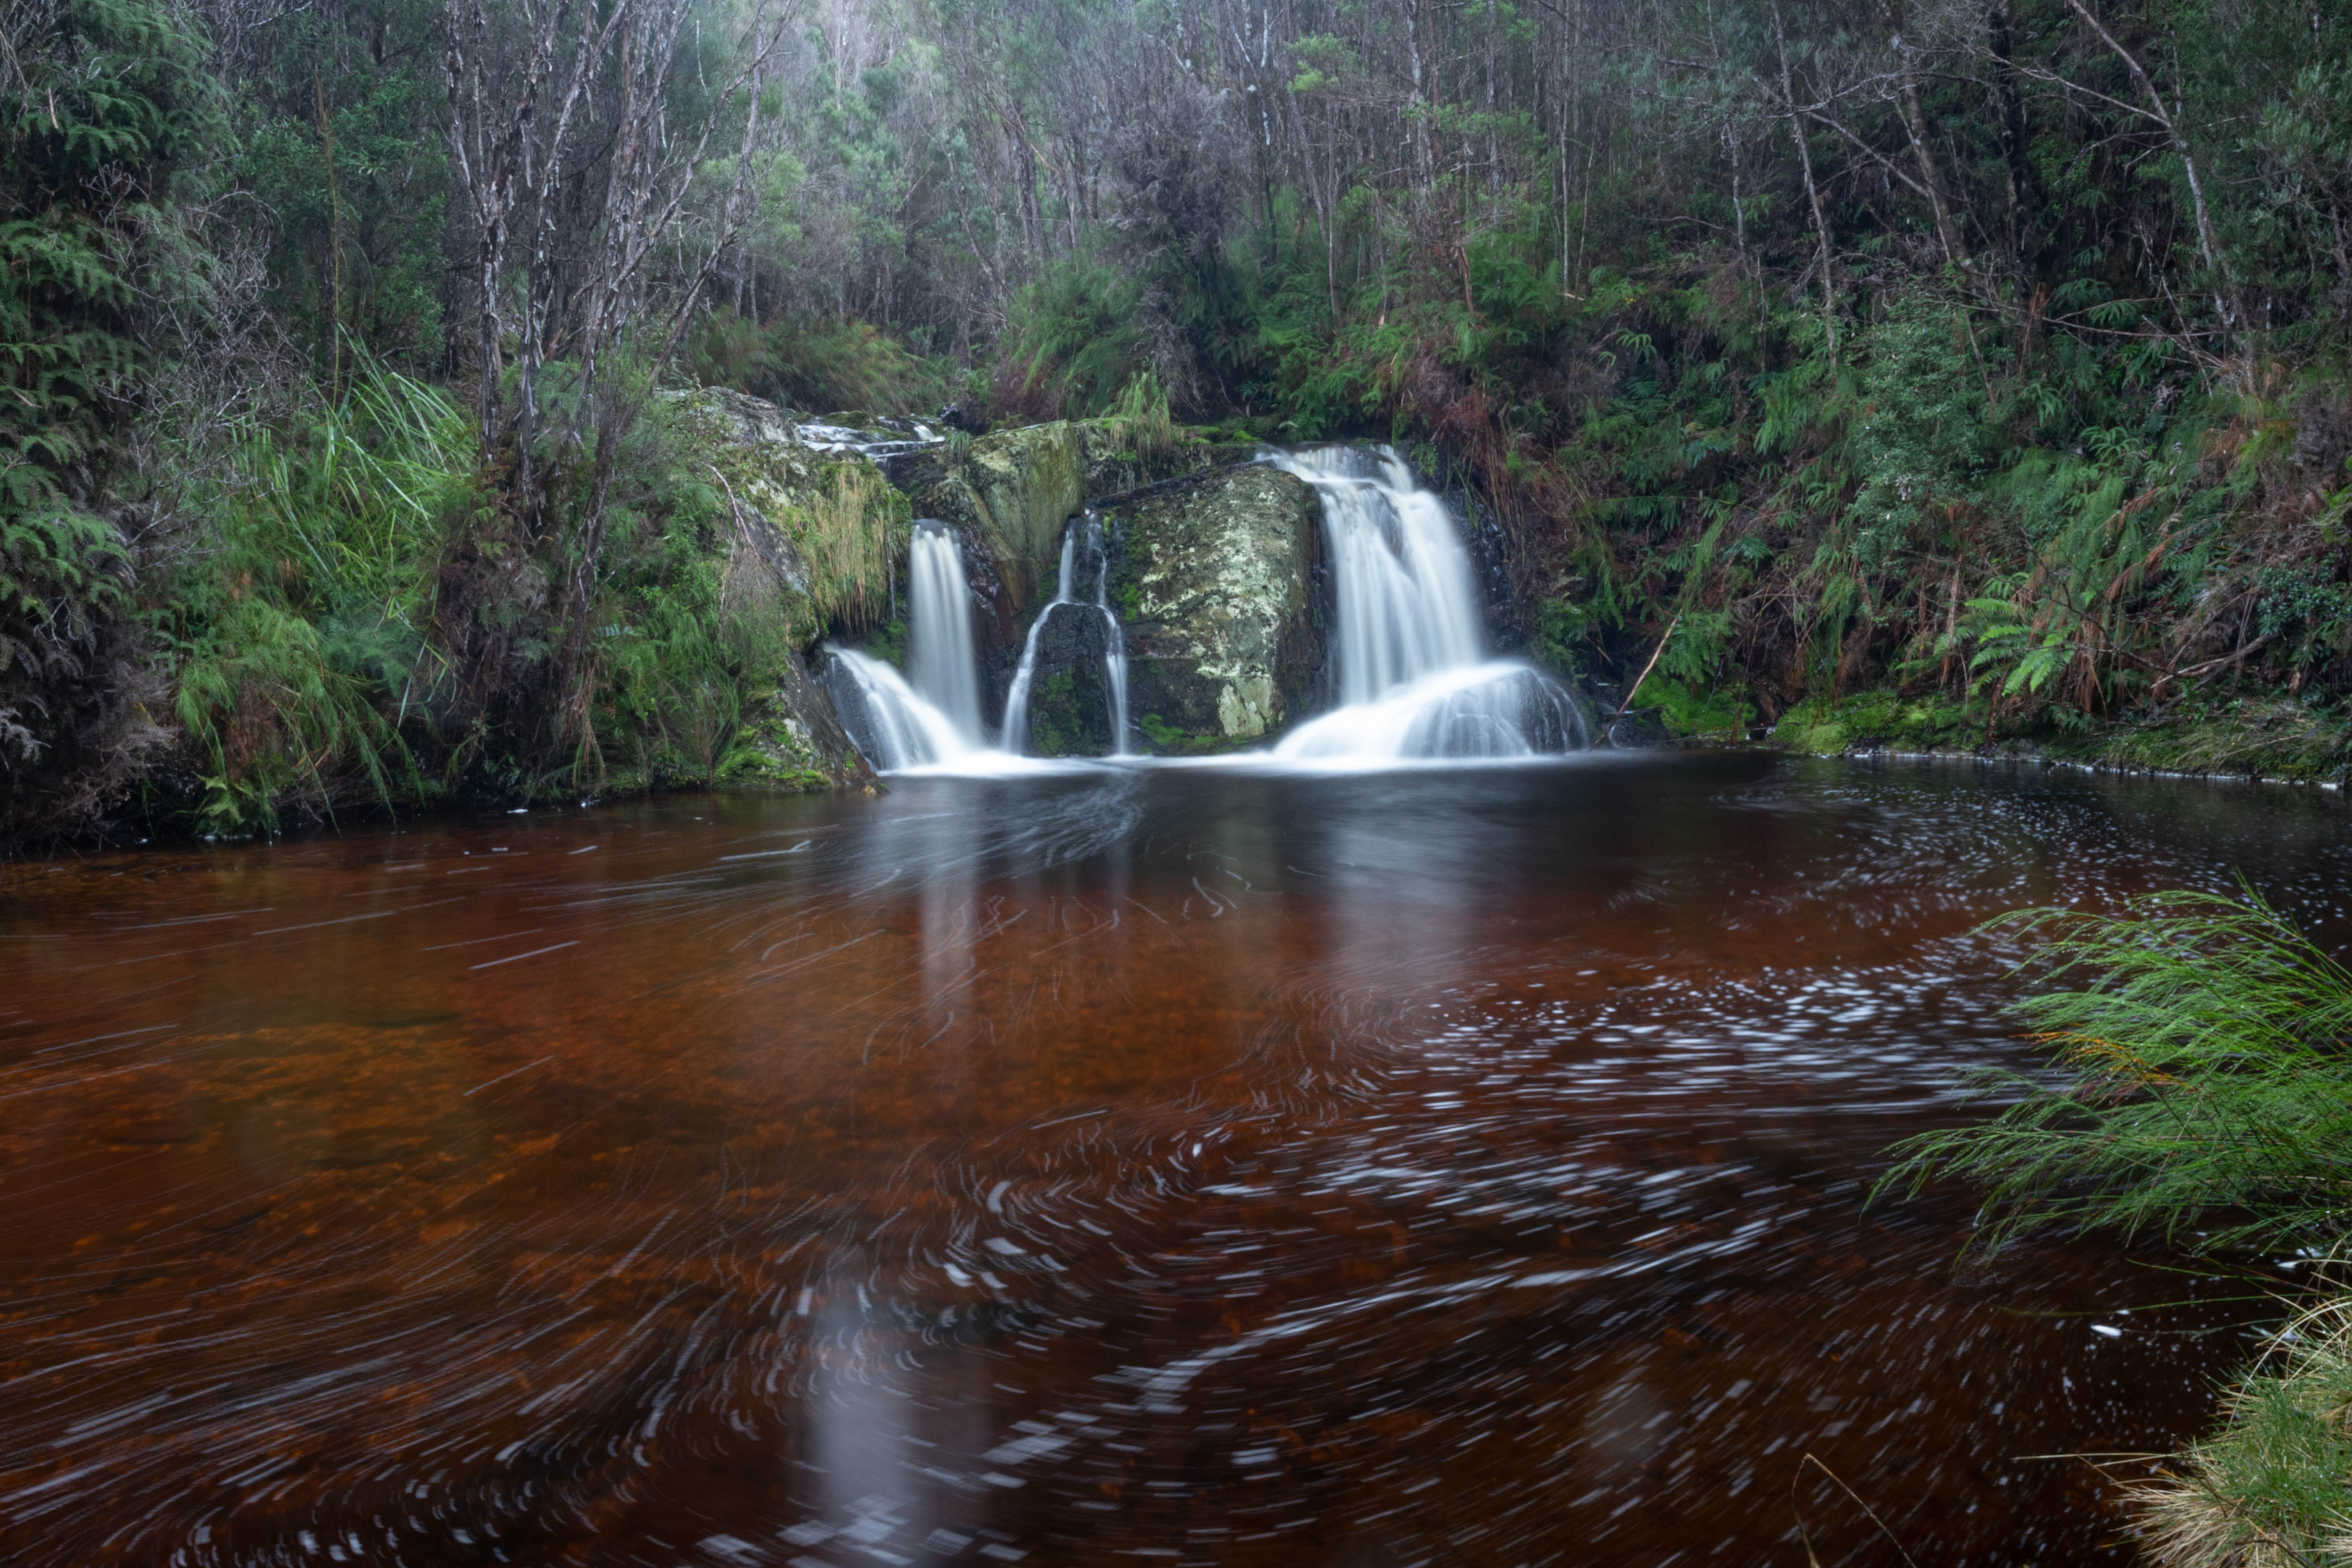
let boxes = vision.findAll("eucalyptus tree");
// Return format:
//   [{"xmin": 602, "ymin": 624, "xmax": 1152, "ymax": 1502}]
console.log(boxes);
[{"xmin": 436, "ymin": 0, "xmax": 789, "ymax": 761}]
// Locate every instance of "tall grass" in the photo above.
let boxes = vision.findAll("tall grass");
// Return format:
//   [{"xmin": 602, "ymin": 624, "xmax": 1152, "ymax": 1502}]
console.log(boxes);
[
  {"xmin": 1879, "ymin": 882, "xmax": 2352, "ymax": 1253},
  {"xmin": 2132, "ymin": 1288, "xmax": 2352, "ymax": 1568},
  {"xmin": 1112, "ymin": 369, "xmax": 1177, "ymax": 473},
  {"xmin": 168, "ymin": 366, "xmax": 469, "ymax": 832},
  {"xmin": 1879, "ymin": 888, "xmax": 2352, "ymax": 1563},
  {"xmin": 798, "ymin": 461, "xmax": 904, "ymax": 632}
]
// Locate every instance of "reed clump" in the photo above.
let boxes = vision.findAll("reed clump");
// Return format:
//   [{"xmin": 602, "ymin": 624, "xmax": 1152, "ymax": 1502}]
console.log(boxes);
[
  {"xmin": 1881, "ymin": 884, "xmax": 2352, "ymax": 1254},
  {"xmin": 1881, "ymin": 883, "xmax": 2352, "ymax": 1565},
  {"xmin": 797, "ymin": 461, "xmax": 906, "ymax": 633}
]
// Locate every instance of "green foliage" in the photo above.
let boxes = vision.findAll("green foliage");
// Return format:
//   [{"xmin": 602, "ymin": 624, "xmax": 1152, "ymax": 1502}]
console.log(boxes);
[
  {"xmin": 687, "ymin": 313, "xmax": 942, "ymax": 416},
  {"xmin": 1878, "ymin": 883, "xmax": 2352, "ymax": 1254},
  {"xmin": 230, "ymin": 0, "xmax": 448, "ymax": 371},
  {"xmin": 1628, "ymin": 675, "xmax": 1750, "ymax": 738},
  {"xmin": 998, "ymin": 254, "xmax": 1148, "ymax": 418},
  {"xmin": 599, "ymin": 558, "xmax": 797, "ymax": 790},
  {"xmin": 1772, "ymin": 690, "xmax": 1979, "ymax": 754},
  {"xmin": 165, "ymin": 366, "xmax": 468, "ymax": 832},
  {"xmin": 0, "ymin": 0, "xmax": 225, "ymax": 831}
]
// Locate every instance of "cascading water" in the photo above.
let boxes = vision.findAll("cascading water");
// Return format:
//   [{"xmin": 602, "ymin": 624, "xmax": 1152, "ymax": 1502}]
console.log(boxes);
[
  {"xmin": 827, "ymin": 521, "xmax": 988, "ymax": 771},
  {"xmin": 827, "ymin": 648, "xmax": 976, "ymax": 771},
  {"xmin": 908, "ymin": 524, "xmax": 985, "ymax": 743},
  {"xmin": 1001, "ymin": 516, "xmax": 1130, "ymax": 757},
  {"xmin": 1268, "ymin": 446, "xmax": 1586, "ymax": 762}
]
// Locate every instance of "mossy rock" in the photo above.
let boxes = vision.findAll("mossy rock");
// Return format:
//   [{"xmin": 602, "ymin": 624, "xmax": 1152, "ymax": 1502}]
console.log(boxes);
[
  {"xmin": 1103, "ymin": 465, "xmax": 1325, "ymax": 750},
  {"xmin": 719, "ymin": 648, "xmax": 875, "ymax": 792},
  {"xmin": 660, "ymin": 387, "xmax": 910, "ymax": 644},
  {"xmin": 900, "ymin": 418, "xmax": 1231, "ymax": 611}
]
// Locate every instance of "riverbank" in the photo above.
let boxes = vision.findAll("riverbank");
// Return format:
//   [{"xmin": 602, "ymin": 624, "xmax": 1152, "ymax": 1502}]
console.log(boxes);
[{"xmin": 1616, "ymin": 683, "xmax": 2352, "ymax": 788}]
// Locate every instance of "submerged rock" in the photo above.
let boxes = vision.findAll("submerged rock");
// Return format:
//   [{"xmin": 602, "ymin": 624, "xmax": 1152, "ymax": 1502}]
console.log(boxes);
[{"xmin": 1103, "ymin": 465, "xmax": 1328, "ymax": 752}]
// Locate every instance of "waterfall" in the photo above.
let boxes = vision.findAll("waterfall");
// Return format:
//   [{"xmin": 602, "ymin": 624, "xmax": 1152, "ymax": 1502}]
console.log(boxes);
[
  {"xmin": 908, "ymin": 523, "xmax": 985, "ymax": 745},
  {"xmin": 826, "ymin": 521, "xmax": 988, "ymax": 772},
  {"xmin": 1001, "ymin": 516, "xmax": 1129, "ymax": 757},
  {"xmin": 826, "ymin": 647, "xmax": 977, "ymax": 771},
  {"xmin": 1268, "ymin": 446, "xmax": 1585, "ymax": 762},
  {"xmin": 999, "ymin": 529, "xmax": 1072, "ymax": 753}
]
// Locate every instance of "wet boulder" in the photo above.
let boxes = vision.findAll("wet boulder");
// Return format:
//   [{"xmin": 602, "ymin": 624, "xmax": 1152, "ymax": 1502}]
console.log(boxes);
[
  {"xmin": 726, "ymin": 649, "xmax": 877, "ymax": 791},
  {"xmin": 898, "ymin": 420, "xmax": 1247, "ymax": 613},
  {"xmin": 1103, "ymin": 465, "xmax": 1328, "ymax": 752},
  {"xmin": 1018, "ymin": 604, "xmax": 1122, "ymax": 757}
]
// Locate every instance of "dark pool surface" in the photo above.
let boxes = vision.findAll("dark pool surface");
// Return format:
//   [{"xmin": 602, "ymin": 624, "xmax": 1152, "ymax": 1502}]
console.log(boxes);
[{"xmin": 4, "ymin": 753, "xmax": 2349, "ymax": 1567}]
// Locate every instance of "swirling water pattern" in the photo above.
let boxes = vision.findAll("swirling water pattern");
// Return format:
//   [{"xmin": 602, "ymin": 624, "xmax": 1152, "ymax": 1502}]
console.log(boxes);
[{"xmin": 3, "ymin": 754, "xmax": 2348, "ymax": 1566}]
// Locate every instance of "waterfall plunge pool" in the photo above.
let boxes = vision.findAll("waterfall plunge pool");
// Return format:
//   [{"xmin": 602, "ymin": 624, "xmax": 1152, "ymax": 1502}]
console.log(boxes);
[{"xmin": 5, "ymin": 755, "xmax": 2347, "ymax": 1565}]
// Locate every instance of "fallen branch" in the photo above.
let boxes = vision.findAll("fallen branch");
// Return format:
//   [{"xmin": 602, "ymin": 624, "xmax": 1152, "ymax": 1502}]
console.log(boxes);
[{"xmin": 1612, "ymin": 610, "xmax": 1681, "ymax": 723}]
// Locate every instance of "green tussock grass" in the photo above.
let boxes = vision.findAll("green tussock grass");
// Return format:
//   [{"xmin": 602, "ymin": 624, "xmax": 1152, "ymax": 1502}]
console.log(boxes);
[
  {"xmin": 167, "ymin": 365, "xmax": 469, "ymax": 833},
  {"xmin": 1879, "ymin": 882, "xmax": 2352, "ymax": 1255},
  {"xmin": 2134, "ymin": 1289, "xmax": 2352, "ymax": 1568},
  {"xmin": 1878, "ymin": 886, "xmax": 2352, "ymax": 1562},
  {"xmin": 795, "ymin": 461, "xmax": 907, "ymax": 634}
]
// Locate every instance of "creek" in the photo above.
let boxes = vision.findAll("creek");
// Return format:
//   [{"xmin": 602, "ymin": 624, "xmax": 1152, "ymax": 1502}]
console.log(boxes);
[
  {"xmin": 4, "ymin": 757, "xmax": 2349, "ymax": 1565},
  {"xmin": 827, "ymin": 444, "xmax": 1583, "ymax": 771}
]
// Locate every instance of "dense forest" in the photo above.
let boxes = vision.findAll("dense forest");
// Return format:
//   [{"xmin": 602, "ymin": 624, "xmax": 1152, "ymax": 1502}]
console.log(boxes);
[{"xmin": 3, "ymin": 0, "xmax": 2349, "ymax": 843}]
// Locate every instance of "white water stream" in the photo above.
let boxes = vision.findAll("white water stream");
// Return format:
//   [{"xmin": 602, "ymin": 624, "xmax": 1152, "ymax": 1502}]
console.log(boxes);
[
  {"xmin": 1269, "ymin": 446, "xmax": 1585, "ymax": 763},
  {"xmin": 828, "ymin": 446, "xmax": 1583, "ymax": 774},
  {"xmin": 908, "ymin": 524, "xmax": 986, "ymax": 745}
]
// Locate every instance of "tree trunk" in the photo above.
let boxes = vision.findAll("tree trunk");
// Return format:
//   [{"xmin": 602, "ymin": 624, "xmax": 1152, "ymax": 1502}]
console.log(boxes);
[
  {"xmin": 1771, "ymin": 0, "xmax": 1837, "ymax": 361},
  {"xmin": 1984, "ymin": 0, "xmax": 2032, "ymax": 293}
]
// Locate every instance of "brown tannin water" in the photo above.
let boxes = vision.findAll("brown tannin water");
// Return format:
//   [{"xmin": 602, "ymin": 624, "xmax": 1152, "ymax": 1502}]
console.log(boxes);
[{"xmin": 4, "ymin": 754, "xmax": 2346, "ymax": 1566}]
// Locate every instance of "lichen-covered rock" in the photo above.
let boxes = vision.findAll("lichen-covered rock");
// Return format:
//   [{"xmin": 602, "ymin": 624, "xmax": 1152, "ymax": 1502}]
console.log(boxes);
[
  {"xmin": 900, "ymin": 420, "xmax": 1249, "ymax": 613},
  {"xmin": 653, "ymin": 388, "xmax": 890, "ymax": 791},
  {"xmin": 1103, "ymin": 465, "xmax": 1327, "ymax": 752},
  {"xmin": 661, "ymin": 387, "xmax": 911, "ymax": 645}
]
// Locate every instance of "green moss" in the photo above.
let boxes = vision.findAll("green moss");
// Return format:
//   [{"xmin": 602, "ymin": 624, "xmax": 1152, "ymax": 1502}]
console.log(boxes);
[
  {"xmin": 1770, "ymin": 690, "xmax": 1980, "ymax": 754},
  {"xmin": 1026, "ymin": 670, "xmax": 1079, "ymax": 756},
  {"xmin": 1629, "ymin": 676, "xmax": 1752, "ymax": 740},
  {"xmin": 2045, "ymin": 697, "xmax": 2352, "ymax": 782},
  {"xmin": 1137, "ymin": 711, "xmax": 1251, "ymax": 755}
]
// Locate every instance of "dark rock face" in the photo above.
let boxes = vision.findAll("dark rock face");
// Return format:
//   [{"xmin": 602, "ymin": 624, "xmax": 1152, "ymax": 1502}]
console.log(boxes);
[
  {"xmin": 731, "ymin": 647, "xmax": 877, "ymax": 791},
  {"xmin": 1102, "ymin": 465, "xmax": 1328, "ymax": 753},
  {"xmin": 1021, "ymin": 603, "xmax": 1120, "ymax": 757}
]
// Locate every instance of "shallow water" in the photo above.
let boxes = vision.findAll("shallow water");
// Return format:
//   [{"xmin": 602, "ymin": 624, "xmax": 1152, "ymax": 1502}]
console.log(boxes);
[{"xmin": 4, "ymin": 755, "xmax": 2347, "ymax": 1567}]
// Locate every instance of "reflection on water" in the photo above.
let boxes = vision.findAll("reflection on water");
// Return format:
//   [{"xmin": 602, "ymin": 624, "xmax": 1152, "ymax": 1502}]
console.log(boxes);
[{"xmin": 4, "ymin": 756, "xmax": 2348, "ymax": 1566}]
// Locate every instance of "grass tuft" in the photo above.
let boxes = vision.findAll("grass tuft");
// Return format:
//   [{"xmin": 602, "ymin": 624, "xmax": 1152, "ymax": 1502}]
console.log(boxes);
[
  {"xmin": 2134, "ymin": 1288, "xmax": 2352, "ymax": 1568},
  {"xmin": 1878, "ymin": 881, "xmax": 2352, "ymax": 1254}
]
